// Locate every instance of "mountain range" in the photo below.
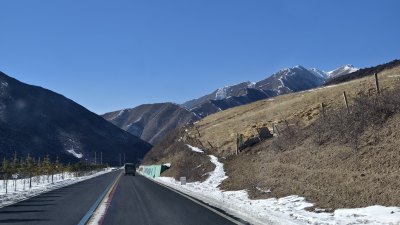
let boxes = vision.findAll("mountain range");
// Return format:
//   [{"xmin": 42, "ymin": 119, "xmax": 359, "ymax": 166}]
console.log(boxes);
[
  {"xmin": 0, "ymin": 71, "xmax": 152, "ymax": 165},
  {"xmin": 181, "ymin": 64, "xmax": 358, "ymax": 117},
  {"xmin": 104, "ymin": 64, "xmax": 358, "ymax": 144}
]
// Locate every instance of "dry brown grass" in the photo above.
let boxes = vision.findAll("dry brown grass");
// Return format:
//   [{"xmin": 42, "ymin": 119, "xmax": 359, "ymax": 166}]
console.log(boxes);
[
  {"xmin": 143, "ymin": 128, "xmax": 215, "ymax": 182},
  {"xmin": 220, "ymin": 112, "xmax": 400, "ymax": 210}
]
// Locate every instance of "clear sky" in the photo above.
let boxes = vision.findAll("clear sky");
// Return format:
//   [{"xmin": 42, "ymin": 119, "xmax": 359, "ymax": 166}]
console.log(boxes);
[{"xmin": 1, "ymin": 0, "xmax": 399, "ymax": 114}]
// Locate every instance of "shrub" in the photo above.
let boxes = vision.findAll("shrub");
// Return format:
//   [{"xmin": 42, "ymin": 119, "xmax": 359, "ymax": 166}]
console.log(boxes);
[{"xmin": 313, "ymin": 87, "xmax": 400, "ymax": 150}]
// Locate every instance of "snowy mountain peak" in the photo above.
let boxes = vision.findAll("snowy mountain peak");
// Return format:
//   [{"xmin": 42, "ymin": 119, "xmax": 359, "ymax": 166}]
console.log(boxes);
[
  {"xmin": 328, "ymin": 65, "xmax": 359, "ymax": 78},
  {"xmin": 214, "ymin": 81, "xmax": 253, "ymax": 100},
  {"xmin": 294, "ymin": 65, "xmax": 306, "ymax": 70},
  {"xmin": 309, "ymin": 68, "xmax": 329, "ymax": 79},
  {"xmin": 277, "ymin": 65, "xmax": 308, "ymax": 77}
]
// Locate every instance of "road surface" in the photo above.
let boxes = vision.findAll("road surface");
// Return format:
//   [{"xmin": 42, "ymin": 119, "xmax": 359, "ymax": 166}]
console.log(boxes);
[
  {"xmin": 102, "ymin": 174, "xmax": 236, "ymax": 225},
  {"xmin": 0, "ymin": 171, "xmax": 120, "ymax": 225},
  {"xmin": 0, "ymin": 171, "xmax": 238, "ymax": 225}
]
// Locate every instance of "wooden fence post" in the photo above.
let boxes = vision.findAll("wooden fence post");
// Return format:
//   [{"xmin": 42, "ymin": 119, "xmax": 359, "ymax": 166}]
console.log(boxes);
[
  {"xmin": 207, "ymin": 141, "xmax": 214, "ymax": 149},
  {"xmin": 273, "ymin": 123, "xmax": 280, "ymax": 135},
  {"xmin": 236, "ymin": 133, "xmax": 239, "ymax": 155},
  {"xmin": 374, "ymin": 73, "xmax": 380, "ymax": 94},
  {"xmin": 320, "ymin": 102, "xmax": 326, "ymax": 118},
  {"xmin": 343, "ymin": 91, "xmax": 350, "ymax": 114}
]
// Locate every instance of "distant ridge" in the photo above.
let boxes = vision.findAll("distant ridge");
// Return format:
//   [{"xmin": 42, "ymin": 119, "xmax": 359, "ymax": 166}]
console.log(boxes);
[
  {"xmin": 103, "ymin": 103, "xmax": 199, "ymax": 145},
  {"xmin": 325, "ymin": 60, "xmax": 400, "ymax": 85}
]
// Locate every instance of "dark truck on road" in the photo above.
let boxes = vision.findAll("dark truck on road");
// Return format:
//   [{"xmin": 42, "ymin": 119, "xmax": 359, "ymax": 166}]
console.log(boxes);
[{"xmin": 124, "ymin": 163, "xmax": 136, "ymax": 176}]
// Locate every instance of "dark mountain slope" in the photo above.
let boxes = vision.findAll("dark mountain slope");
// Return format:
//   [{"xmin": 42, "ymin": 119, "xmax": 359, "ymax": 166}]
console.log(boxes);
[
  {"xmin": 0, "ymin": 71, "xmax": 151, "ymax": 165},
  {"xmin": 102, "ymin": 103, "xmax": 199, "ymax": 145}
]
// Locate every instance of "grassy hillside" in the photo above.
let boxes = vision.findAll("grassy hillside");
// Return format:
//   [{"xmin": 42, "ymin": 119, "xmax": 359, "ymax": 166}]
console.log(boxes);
[
  {"xmin": 192, "ymin": 66, "xmax": 400, "ymax": 156},
  {"xmin": 144, "ymin": 64, "xmax": 400, "ymax": 210}
]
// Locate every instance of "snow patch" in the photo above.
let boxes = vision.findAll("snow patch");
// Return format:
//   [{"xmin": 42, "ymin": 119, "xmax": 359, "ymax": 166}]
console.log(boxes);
[
  {"xmin": 309, "ymin": 68, "xmax": 328, "ymax": 79},
  {"xmin": 111, "ymin": 109, "xmax": 127, "ymax": 120},
  {"xmin": 66, "ymin": 148, "xmax": 83, "ymax": 159},
  {"xmin": 215, "ymin": 87, "xmax": 227, "ymax": 100},
  {"xmin": 256, "ymin": 187, "xmax": 271, "ymax": 193},
  {"xmin": 186, "ymin": 144, "xmax": 204, "ymax": 153},
  {"xmin": 248, "ymin": 82, "xmax": 256, "ymax": 88}
]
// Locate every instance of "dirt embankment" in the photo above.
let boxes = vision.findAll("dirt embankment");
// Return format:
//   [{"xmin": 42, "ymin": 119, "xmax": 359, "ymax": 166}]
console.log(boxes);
[{"xmin": 142, "ymin": 128, "xmax": 215, "ymax": 183}]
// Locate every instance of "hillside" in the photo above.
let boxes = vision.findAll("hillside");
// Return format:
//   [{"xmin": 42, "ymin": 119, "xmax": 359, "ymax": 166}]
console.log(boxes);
[
  {"xmin": 0, "ymin": 71, "xmax": 152, "ymax": 165},
  {"xmin": 144, "ymin": 61, "xmax": 400, "ymax": 210},
  {"xmin": 102, "ymin": 103, "xmax": 199, "ymax": 145}
]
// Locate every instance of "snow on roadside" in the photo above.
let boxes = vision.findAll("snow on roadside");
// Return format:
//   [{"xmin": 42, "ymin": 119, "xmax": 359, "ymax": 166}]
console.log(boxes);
[
  {"xmin": 156, "ymin": 152, "xmax": 400, "ymax": 225},
  {"xmin": 186, "ymin": 144, "xmax": 204, "ymax": 153},
  {"xmin": 0, "ymin": 168, "xmax": 115, "ymax": 208}
]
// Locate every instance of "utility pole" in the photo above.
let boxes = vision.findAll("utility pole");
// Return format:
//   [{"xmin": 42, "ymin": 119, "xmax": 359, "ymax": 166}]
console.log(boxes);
[
  {"xmin": 123, "ymin": 153, "xmax": 126, "ymax": 164},
  {"xmin": 119, "ymin": 153, "xmax": 121, "ymax": 167},
  {"xmin": 100, "ymin": 152, "xmax": 102, "ymax": 165},
  {"xmin": 94, "ymin": 152, "xmax": 97, "ymax": 165}
]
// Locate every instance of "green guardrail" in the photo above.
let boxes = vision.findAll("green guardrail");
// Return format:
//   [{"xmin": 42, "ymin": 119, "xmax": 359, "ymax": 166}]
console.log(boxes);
[{"xmin": 138, "ymin": 165, "xmax": 169, "ymax": 178}]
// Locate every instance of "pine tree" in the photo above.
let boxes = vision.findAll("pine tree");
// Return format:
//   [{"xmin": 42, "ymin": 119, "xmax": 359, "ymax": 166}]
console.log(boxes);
[
  {"xmin": 36, "ymin": 157, "xmax": 42, "ymax": 184},
  {"xmin": 12, "ymin": 151, "xmax": 18, "ymax": 191},
  {"xmin": 26, "ymin": 154, "xmax": 33, "ymax": 189},
  {"xmin": 2, "ymin": 158, "xmax": 9, "ymax": 194},
  {"xmin": 43, "ymin": 155, "xmax": 51, "ymax": 183},
  {"xmin": 19, "ymin": 157, "xmax": 26, "ymax": 191}
]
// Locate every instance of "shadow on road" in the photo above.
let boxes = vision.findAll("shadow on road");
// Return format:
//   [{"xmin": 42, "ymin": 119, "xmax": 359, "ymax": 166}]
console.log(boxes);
[
  {"xmin": 0, "ymin": 219, "xmax": 50, "ymax": 224},
  {"xmin": 8, "ymin": 204, "xmax": 56, "ymax": 208},
  {"xmin": 0, "ymin": 210, "xmax": 46, "ymax": 214}
]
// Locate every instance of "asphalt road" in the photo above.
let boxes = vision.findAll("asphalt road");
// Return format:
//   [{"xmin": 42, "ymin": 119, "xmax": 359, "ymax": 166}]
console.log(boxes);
[
  {"xmin": 0, "ymin": 170, "xmax": 120, "ymax": 225},
  {"xmin": 102, "ymin": 174, "xmax": 236, "ymax": 225},
  {"xmin": 0, "ymin": 171, "xmax": 238, "ymax": 225}
]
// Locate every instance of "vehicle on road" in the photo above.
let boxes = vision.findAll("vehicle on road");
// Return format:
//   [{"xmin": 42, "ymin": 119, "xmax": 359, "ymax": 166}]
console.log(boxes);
[{"xmin": 124, "ymin": 163, "xmax": 136, "ymax": 176}]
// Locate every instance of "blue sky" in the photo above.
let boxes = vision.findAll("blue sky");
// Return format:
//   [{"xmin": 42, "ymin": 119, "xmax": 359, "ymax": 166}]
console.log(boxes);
[{"xmin": 0, "ymin": 0, "xmax": 399, "ymax": 114}]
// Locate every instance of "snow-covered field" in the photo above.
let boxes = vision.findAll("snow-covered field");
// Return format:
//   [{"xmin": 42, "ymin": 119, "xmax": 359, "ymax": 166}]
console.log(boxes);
[
  {"xmin": 0, "ymin": 168, "xmax": 114, "ymax": 208},
  {"xmin": 155, "ymin": 151, "xmax": 400, "ymax": 225}
]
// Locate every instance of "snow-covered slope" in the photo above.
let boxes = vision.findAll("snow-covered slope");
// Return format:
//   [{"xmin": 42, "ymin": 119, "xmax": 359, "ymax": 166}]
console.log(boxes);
[
  {"xmin": 255, "ymin": 65, "xmax": 325, "ymax": 94},
  {"xmin": 309, "ymin": 68, "xmax": 329, "ymax": 79},
  {"xmin": 182, "ymin": 82, "xmax": 253, "ymax": 110}
]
